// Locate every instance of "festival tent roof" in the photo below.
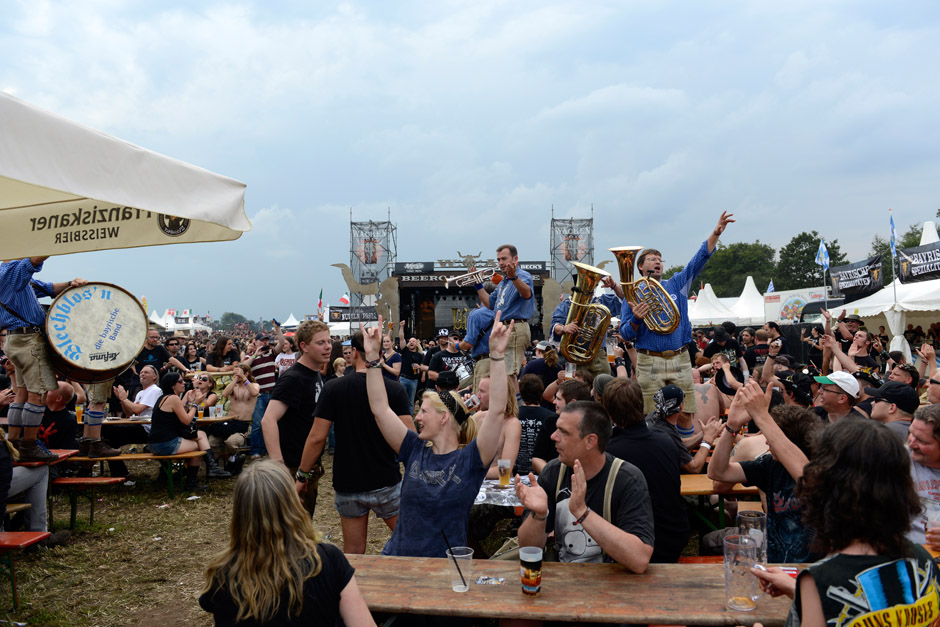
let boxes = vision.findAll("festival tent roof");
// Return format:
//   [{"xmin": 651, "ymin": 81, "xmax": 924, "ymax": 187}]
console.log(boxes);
[
  {"xmin": 0, "ymin": 92, "xmax": 250, "ymax": 259},
  {"xmin": 689, "ymin": 283, "xmax": 743, "ymax": 327},
  {"xmin": 282, "ymin": 313, "xmax": 300, "ymax": 328},
  {"xmin": 920, "ymin": 221, "xmax": 939, "ymax": 245},
  {"xmin": 729, "ymin": 276, "xmax": 766, "ymax": 327},
  {"xmin": 844, "ymin": 278, "xmax": 940, "ymax": 362}
]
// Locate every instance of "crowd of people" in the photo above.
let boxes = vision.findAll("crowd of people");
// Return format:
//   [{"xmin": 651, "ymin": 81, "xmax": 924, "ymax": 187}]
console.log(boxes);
[{"xmin": 6, "ymin": 221, "xmax": 940, "ymax": 625}]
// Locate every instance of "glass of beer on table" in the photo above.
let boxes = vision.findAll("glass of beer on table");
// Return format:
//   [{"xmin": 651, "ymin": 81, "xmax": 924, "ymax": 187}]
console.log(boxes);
[
  {"xmin": 75, "ymin": 404, "xmax": 83, "ymax": 424},
  {"xmin": 197, "ymin": 404, "xmax": 204, "ymax": 420},
  {"xmin": 520, "ymin": 546, "xmax": 543, "ymax": 595},
  {"xmin": 497, "ymin": 459, "xmax": 512, "ymax": 488}
]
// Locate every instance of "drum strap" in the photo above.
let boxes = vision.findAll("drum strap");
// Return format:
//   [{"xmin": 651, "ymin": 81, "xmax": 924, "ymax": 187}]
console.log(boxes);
[{"xmin": 0, "ymin": 298, "xmax": 41, "ymax": 332}]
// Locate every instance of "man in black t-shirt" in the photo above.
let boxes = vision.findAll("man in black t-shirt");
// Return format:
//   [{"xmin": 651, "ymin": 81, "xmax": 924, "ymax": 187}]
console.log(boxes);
[
  {"xmin": 136, "ymin": 329, "xmax": 189, "ymax": 375},
  {"xmin": 743, "ymin": 329, "xmax": 772, "ymax": 382},
  {"xmin": 419, "ymin": 329, "xmax": 448, "ymax": 391},
  {"xmin": 261, "ymin": 320, "xmax": 332, "ymax": 516},
  {"xmin": 703, "ymin": 326, "xmax": 744, "ymax": 369},
  {"xmin": 517, "ymin": 374, "xmax": 554, "ymax": 475},
  {"xmin": 427, "ymin": 331, "xmax": 468, "ymax": 381},
  {"xmin": 397, "ymin": 321, "xmax": 423, "ymax": 413},
  {"xmin": 295, "ymin": 331, "xmax": 413, "ymax": 554}
]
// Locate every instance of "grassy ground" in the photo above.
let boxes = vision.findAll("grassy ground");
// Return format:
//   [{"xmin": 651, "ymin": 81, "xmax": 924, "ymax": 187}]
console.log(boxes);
[{"xmin": 0, "ymin": 453, "xmax": 394, "ymax": 626}]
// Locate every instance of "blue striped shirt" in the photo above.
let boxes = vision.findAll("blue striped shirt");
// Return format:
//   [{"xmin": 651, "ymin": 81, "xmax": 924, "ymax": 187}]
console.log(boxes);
[
  {"xmin": 489, "ymin": 268, "xmax": 535, "ymax": 320},
  {"xmin": 619, "ymin": 241, "xmax": 713, "ymax": 352},
  {"xmin": 551, "ymin": 293, "xmax": 623, "ymax": 342},
  {"xmin": 0, "ymin": 259, "xmax": 55, "ymax": 328},
  {"xmin": 462, "ymin": 307, "xmax": 495, "ymax": 359}
]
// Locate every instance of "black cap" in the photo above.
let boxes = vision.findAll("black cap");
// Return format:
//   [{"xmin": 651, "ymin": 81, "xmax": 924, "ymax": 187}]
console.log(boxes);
[
  {"xmin": 864, "ymin": 381, "xmax": 920, "ymax": 415},
  {"xmin": 713, "ymin": 326, "xmax": 730, "ymax": 342}
]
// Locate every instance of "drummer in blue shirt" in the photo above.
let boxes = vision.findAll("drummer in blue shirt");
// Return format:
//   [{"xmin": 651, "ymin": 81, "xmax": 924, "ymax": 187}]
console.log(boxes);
[
  {"xmin": 620, "ymin": 212, "xmax": 735, "ymax": 414},
  {"xmin": 0, "ymin": 256, "xmax": 87, "ymax": 461},
  {"xmin": 458, "ymin": 306, "xmax": 496, "ymax": 395},
  {"xmin": 475, "ymin": 245, "xmax": 534, "ymax": 383}
]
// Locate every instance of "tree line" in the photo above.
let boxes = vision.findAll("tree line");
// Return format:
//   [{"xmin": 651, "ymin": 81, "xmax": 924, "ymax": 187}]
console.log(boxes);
[{"xmin": 663, "ymin": 216, "xmax": 938, "ymax": 298}]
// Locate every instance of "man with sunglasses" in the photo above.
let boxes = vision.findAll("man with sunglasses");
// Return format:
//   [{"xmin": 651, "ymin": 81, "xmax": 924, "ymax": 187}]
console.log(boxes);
[
  {"xmin": 866, "ymin": 381, "xmax": 919, "ymax": 442},
  {"xmin": 812, "ymin": 371, "xmax": 866, "ymax": 422}
]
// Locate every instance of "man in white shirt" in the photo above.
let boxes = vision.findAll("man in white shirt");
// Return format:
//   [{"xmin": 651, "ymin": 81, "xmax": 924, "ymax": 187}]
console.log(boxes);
[{"xmin": 113, "ymin": 365, "xmax": 161, "ymax": 418}]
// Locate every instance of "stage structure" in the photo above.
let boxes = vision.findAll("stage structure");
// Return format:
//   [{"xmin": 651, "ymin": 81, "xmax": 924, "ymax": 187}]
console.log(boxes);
[
  {"xmin": 393, "ymin": 251, "xmax": 554, "ymax": 341},
  {"xmin": 349, "ymin": 210, "xmax": 397, "ymax": 307},
  {"xmin": 550, "ymin": 206, "xmax": 595, "ymax": 284}
]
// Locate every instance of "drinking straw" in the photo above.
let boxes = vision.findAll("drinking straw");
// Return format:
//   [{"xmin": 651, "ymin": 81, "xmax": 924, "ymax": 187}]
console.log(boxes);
[{"xmin": 440, "ymin": 530, "xmax": 467, "ymax": 589}]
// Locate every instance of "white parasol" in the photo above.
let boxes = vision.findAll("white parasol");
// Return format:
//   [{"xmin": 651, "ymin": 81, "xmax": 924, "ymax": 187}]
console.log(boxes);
[{"xmin": 0, "ymin": 92, "xmax": 250, "ymax": 259}]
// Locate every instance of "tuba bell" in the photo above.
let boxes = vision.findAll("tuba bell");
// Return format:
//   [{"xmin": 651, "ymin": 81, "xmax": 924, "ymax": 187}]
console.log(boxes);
[
  {"xmin": 609, "ymin": 246, "xmax": 680, "ymax": 335},
  {"xmin": 559, "ymin": 262, "xmax": 612, "ymax": 365}
]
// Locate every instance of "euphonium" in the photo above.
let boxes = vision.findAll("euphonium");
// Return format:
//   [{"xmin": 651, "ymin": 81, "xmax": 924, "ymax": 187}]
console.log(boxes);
[
  {"xmin": 559, "ymin": 262, "xmax": 612, "ymax": 365},
  {"xmin": 609, "ymin": 246, "xmax": 680, "ymax": 335}
]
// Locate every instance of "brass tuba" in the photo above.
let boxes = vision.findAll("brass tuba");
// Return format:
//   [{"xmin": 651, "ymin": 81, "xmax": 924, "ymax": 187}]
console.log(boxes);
[
  {"xmin": 559, "ymin": 262, "xmax": 612, "ymax": 365},
  {"xmin": 609, "ymin": 246, "xmax": 680, "ymax": 335}
]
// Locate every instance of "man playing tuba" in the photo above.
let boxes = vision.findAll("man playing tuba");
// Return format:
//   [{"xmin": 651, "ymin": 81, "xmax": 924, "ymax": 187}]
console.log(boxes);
[
  {"xmin": 619, "ymin": 212, "xmax": 735, "ymax": 414},
  {"xmin": 552, "ymin": 275, "xmax": 624, "ymax": 379}
]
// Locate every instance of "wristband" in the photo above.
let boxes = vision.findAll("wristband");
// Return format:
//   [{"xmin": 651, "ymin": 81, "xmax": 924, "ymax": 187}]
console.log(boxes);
[
  {"xmin": 614, "ymin": 358, "xmax": 625, "ymax": 367},
  {"xmin": 530, "ymin": 511, "xmax": 547, "ymax": 522},
  {"xmin": 295, "ymin": 468, "xmax": 315, "ymax": 483},
  {"xmin": 489, "ymin": 354, "xmax": 505, "ymax": 362},
  {"xmin": 474, "ymin": 282, "xmax": 484, "ymax": 291},
  {"xmin": 365, "ymin": 358, "xmax": 382, "ymax": 369},
  {"xmin": 724, "ymin": 424, "xmax": 738, "ymax": 437},
  {"xmin": 506, "ymin": 274, "xmax": 517, "ymax": 281},
  {"xmin": 574, "ymin": 507, "xmax": 591, "ymax": 526},
  {"xmin": 700, "ymin": 441, "xmax": 712, "ymax": 451},
  {"xmin": 931, "ymin": 379, "xmax": 940, "ymax": 386}
]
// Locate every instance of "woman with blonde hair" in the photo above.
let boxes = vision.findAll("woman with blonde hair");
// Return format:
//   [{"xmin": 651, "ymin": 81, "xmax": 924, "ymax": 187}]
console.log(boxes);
[
  {"xmin": 364, "ymin": 312, "xmax": 514, "ymax": 557},
  {"xmin": 200, "ymin": 460, "xmax": 374, "ymax": 626}
]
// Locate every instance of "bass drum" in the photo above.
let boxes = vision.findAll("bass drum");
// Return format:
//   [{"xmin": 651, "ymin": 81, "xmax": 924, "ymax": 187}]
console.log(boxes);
[{"xmin": 44, "ymin": 282, "xmax": 148, "ymax": 383}]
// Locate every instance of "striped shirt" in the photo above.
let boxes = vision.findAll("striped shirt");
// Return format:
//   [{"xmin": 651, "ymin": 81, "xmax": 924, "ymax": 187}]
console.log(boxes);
[
  {"xmin": 619, "ymin": 241, "xmax": 713, "ymax": 352},
  {"xmin": 250, "ymin": 351, "xmax": 277, "ymax": 393},
  {"xmin": 0, "ymin": 259, "xmax": 55, "ymax": 329}
]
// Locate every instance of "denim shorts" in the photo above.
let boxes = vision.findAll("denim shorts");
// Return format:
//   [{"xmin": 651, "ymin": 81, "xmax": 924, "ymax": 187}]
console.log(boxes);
[
  {"xmin": 150, "ymin": 438, "xmax": 181, "ymax": 455},
  {"xmin": 334, "ymin": 482, "xmax": 401, "ymax": 519}
]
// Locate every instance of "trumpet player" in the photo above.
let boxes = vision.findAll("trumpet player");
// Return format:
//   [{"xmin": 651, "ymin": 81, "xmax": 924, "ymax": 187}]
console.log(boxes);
[
  {"xmin": 619, "ymin": 211, "xmax": 735, "ymax": 414},
  {"xmin": 476, "ymin": 244, "xmax": 534, "ymax": 381},
  {"xmin": 552, "ymin": 275, "xmax": 624, "ymax": 379}
]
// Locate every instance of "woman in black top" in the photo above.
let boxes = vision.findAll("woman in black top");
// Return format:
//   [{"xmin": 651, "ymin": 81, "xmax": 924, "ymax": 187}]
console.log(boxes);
[
  {"xmin": 207, "ymin": 336, "xmax": 242, "ymax": 373},
  {"xmin": 149, "ymin": 373, "xmax": 230, "ymax": 490},
  {"xmin": 181, "ymin": 342, "xmax": 206, "ymax": 372},
  {"xmin": 200, "ymin": 461, "xmax": 374, "ymax": 626}
]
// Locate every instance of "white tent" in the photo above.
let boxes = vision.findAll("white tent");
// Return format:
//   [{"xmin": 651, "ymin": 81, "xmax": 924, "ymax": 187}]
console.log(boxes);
[
  {"xmin": 282, "ymin": 313, "xmax": 300, "ymax": 329},
  {"xmin": 0, "ymin": 92, "xmax": 249, "ymax": 259},
  {"xmin": 920, "ymin": 221, "xmax": 939, "ymax": 245},
  {"xmin": 729, "ymin": 276, "xmax": 766, "ymax": 327},
  {"xmin": 690, "ymin": 283, "xmax": 743, "ymax": 327},
  {"xmin": 844, "ymin": 278, "xmax": 940, "ymax": 362}
]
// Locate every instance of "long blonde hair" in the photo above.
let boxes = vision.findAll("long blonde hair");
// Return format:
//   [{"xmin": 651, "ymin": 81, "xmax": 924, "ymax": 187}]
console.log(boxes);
[
  {"xmin": 420, "ymin": 391, "xmax": 477, "ymax": 445},
  {"xmin": 202, "ymin": 461, "xmax": 322, "ymax": 623}
]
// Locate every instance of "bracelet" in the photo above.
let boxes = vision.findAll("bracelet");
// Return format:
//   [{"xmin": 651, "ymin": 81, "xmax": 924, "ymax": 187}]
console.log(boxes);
[
  {"xmin": 930, "ymin": 379, "xmax": 940, "ymax": 386},
  {"xmin": 295, "ymin": 468, "xmax": 315, "ymax": 483},
  {"xmin": 365, "ymin": 358, "xmax": 382, "ymax": 369},
  {"xmin": 700, "ymin": 441, "xmax": 712, "ymax": 451},
  {"xmin": 506, "ymin": 274, "xmax": 517, "ymax": 281},
  {"xmin": 724, "ymin": 424, "xmax": 738, "ymax": 437},
  {"xmin": 614, "ymin": 358, "xmax": 625, "ymax": 367},
  {"xmin": 574, "ymin": 507, "xmax": 591, "ymax": 526},
  {"xmin": 489, "ymin": 354, "xmax": 505, "ymax": 362},
  {"xmin": 530, "ymin": 511, "xmax": 547, "ymax": 522}
]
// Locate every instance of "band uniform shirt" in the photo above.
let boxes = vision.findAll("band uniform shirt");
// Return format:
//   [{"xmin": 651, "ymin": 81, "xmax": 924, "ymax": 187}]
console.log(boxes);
[
  {"xmin": 619, "ymin": 241, "xmax": 714, "ymax": 352},
  {"xmin": 488, "ymin": 267, "xmax": 535, "ymax": 320},
  {"xmin": 0, "ymin": 258, "xmax": 55, "ymax": 328},
  {"xmin": 463, "ymin": 307, "xmax": 495, "ymax": 359},
  {"xmin": 552, "ymin": 293, "xmax": 623, "ymax": 343}
]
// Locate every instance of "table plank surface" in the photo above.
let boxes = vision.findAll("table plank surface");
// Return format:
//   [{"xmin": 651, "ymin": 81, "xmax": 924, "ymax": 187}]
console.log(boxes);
[
  {"xmin": 681, "ymin": 473, "xmax": 759, "ymax": 496},
  {"xmin": 346, "ymin": 554, "xmax": 791, "ymax": 625}
]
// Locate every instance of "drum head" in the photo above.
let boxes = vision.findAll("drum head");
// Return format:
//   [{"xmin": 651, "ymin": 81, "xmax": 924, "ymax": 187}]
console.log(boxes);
[{"xmin": 45, "ymin": 282, "xmax": 148, "ymax": 383}]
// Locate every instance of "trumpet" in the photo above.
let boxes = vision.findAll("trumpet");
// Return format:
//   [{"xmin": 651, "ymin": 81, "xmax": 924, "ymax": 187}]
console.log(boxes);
[{"xmin": 444, "ymin": 267, "xmax": 497, "ymax": 289}]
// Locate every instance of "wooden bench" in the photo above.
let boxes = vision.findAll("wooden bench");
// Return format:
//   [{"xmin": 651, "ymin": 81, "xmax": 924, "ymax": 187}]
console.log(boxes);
[
  {"xmin": 0, "ymin": 531, "xmax": 51, "ymax": 610},
  {"xmin": 69, "ymin": 451, "xmax": 206, "ymax": 498},
  {"xmin": 50, "ymin": 477, "xmax": 125, "ymax": 529}
]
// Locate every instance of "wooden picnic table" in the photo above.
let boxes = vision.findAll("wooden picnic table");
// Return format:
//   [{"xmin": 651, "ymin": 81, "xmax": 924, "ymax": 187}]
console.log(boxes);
[
  {"xmin": 100, "ymin": 415, "xmax": 235, "ymax": 426},
  {"xmin": 346, "ymin": 554, "xmax": 792, "ymax": 625},
  {"xmin": 14, "ymin": 449, "xmax": 78, "ymax": 468},
  {"xmin": 681, "ymin": 474, "xmax": 759, "ymax": 529}
]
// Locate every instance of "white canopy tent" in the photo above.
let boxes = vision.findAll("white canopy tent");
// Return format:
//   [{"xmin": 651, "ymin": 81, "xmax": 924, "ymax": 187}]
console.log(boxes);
[
  {"xmin": 281, "ymin": 313, "xmax": 300, "ymax": 329},
  {"xmin": 690, "ymin": 283, "xmax": 743, "ymax": 327},
  {"xmin": 729, "ymin": 276, "xmax": 766, "ymax": 327},
  {"xmin": 844, "ymin": 278, "xmax": 940, "ymax": 363},
  {"xmin": 0, "ymin": 92, "xmax": 249, "ymax": 259}
]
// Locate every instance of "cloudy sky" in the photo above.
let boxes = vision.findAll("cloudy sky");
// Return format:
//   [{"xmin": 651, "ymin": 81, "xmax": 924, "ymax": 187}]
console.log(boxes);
[{"xmin": 3, "ymin": 1, "xmax": 939, "ymax": 320}]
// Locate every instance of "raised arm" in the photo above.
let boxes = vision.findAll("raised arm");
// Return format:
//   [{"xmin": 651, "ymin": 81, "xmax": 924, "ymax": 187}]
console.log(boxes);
[
  {"xmin": 707, "ymin": 392, "xmax": 749, "ymax": 484},
  {"xmin": 740, "ymin": 381, "xmax": 808, "ymax": 481},
  {"xmin": 706, "ymin": 211, "xmax": 735, "ymax": 253},
  {"xmin": 363, "ymin": 319, "xmax": 408, "ymax": 453},
  {"xmin": 819, "ymin": 334, "xmax": 858, "ymax": 373},
  {"xmin": 475, "ymin": 312, "xmax": 511, "ymax": 465}
]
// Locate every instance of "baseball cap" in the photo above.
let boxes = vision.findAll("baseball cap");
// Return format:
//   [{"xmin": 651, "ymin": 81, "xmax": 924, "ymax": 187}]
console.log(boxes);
[
  {"xmin": 436, "ymin": 370, "xmax": 459, "ymax": 390},
  {"xmin": 255, "ymin": 333, "xmax": 265, "ymax": 340},
  {"xmin": 654, "ymin": 384, "xmax": 684, "ymax": 416},
  {"xmin": 853, "ymin": 367, "xmax": 884, "ymax": 387},
  {"xmin": 864, "ymin": 381, "xmax": 920, "ymax": 415},
  {"xmin": 814, "ymin": 371, "xmax": 860, "ymax": 398},
  {"xmin": 437, "ymin": 328, "xmax": 450, "ymax": 337},
  {"xmin": 535, "ymin": 341, "xmax": 549, "ymax": 351},
  {"xmin": 713, "ymin": 326, "xmax": 730, "ymax": 342}
]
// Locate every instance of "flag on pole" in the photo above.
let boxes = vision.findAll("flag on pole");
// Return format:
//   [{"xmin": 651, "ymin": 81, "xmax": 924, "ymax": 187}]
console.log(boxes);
[
  {"xmin": 889, "ymin": 209, "xmax": 898, "ymax": 258},
  {"xmin": 766, "ymin": 279, "xmax": 774, "ymax": 293},
  {"xmin": 339, "ymin": 292, "xmax": 350, "ymax": 305},
  {"xmin": 317, "ymin": 288, "xmax": 323, "ymax": 311},
  {"xmin": 815, "ymin": 238, "xmax": 830, "ymax": 271}
]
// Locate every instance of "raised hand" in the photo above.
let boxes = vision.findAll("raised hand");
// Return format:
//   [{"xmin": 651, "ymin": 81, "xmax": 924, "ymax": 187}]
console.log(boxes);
[
  {"xmin": 361, "ymin": 316, "xmax": 383, "ymax": 359},
  {"xmin": 488, "ymin": 310, "xmax": 512, "ymax": 355},
  {"xmin": 714, "ymin": 211, "xmax": 735, "ymax": 236},
  {"xmin": 515, "ymin": 472, "xmax": 548, "ymax": 518}
]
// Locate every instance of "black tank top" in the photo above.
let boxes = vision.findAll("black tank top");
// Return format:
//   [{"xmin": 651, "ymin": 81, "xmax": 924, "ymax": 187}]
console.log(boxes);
[{"xmin": 149, "ymin": 394, "xmax": 188, "ymax": 443}]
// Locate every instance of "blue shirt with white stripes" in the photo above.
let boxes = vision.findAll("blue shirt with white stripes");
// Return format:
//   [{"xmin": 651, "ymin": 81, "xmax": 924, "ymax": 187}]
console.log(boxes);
[
  {"xmin": 551, "ymin": 293, "xmax": 623, "ymax": 343},
  {"xmin": 619, "ymin": 241, "xmax": 713, "ymax": 352},
  {"xmin": 0, "ymin": 258, "xmax": 55, "ymax": 329}
]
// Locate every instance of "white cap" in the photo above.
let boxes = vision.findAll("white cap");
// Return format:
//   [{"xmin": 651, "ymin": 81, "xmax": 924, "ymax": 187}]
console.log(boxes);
[{"xmin": 813, "ymin": 370, "xmax": 860, "ymax": 399}]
